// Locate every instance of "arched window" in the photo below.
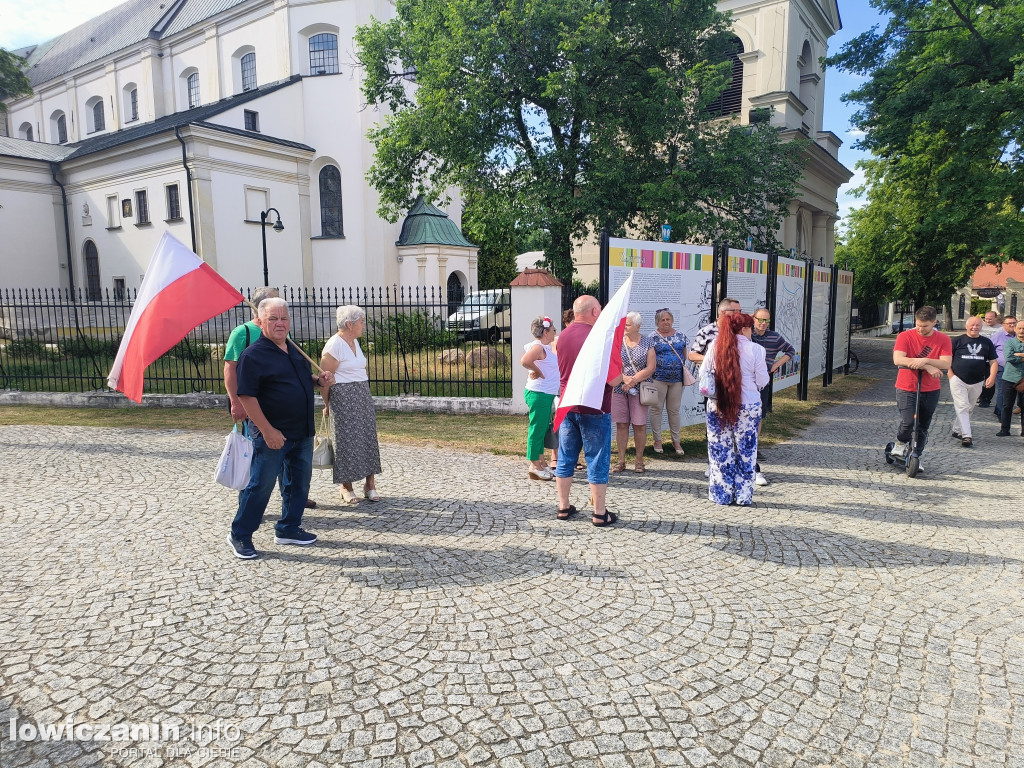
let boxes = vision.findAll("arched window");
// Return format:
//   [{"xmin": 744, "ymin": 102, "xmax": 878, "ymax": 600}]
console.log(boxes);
[
  {"xmin": 86, "ymin": 97, "xmax": 106, "ymax": 132},
  {"xmin": 56, "ymin": 114, "xmax": 67, "ymax": 143},
  {"xmin": 19, "ymin": 122, "xmax": 33, "ymax": 141},
  {"xmin": 241, "ymin": 52, "xmax": 257, "ymax": 91},
  {"xmin": 309, "ymin": 33, "xmax": 339, "ymax": 75},
  {"xmin": 708, "ymin": 36, "xmax": 743, "ymax": 117},
  {"xmin": 187, "ymin": 72, "xmax": 201, "ymax": 108},
  {"xmin": 123, "ymin": 84, "xmax": 139, "ymax": 122},
  {"xmin": 84, "ymin": 241, "xmax": 101, "ymax": 301},
  {"xmin": 447, "ymin": 273, "xmax": 465, "ymax": 316},
  {"xmin": 319, "ymin": 165, "xmax": 343, "ymax": 236}
]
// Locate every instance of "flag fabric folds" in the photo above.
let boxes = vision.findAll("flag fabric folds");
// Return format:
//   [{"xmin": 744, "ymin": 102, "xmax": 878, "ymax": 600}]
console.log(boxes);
[
  {"xmin": 107, "ymin": 233, "xmax": 244, "ymax": 402},
  {"xmin": 553, "ymin": 272, "xmax": 634, "ymax": 431}
]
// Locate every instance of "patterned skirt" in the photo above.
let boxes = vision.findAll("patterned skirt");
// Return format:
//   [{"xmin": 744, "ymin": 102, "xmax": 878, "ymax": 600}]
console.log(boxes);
[{"xmin": 328, "ymin": 381, "xmax": 382, "ymax": 484}]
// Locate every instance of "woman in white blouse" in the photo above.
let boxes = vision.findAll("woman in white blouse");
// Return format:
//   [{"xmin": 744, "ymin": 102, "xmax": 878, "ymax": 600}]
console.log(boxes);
[
  {"xmin": 319, "ymin": 305, "xmax": 382, "ymax": 504},
  {"xmin": 698, "ymin": 312, "xmax": 769, "ymax": 506}
]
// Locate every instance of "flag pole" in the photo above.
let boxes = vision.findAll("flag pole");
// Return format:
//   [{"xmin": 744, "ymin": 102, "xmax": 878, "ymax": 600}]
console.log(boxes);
[{"xmin": 242, "ymin": 297, "xmax": 323, "ymax": 373}]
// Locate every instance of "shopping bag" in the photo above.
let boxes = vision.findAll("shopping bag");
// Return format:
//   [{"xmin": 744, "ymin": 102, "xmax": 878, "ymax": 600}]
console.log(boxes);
[
  {"xmin": 699, "ymin": 367, "xmax": 716, "ymax": 399},
  {"xmin": 214, "ymin": 422, "xmax": 253, "ymax": 490},
  {"xmin": 312, "ymin": 410, "xmax": 335, "ymax": 469}
]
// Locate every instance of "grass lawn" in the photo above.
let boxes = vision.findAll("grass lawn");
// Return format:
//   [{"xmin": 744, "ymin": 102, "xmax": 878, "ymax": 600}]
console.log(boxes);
[{"xmin": 0, "ymin": 371, "xmax": 878, "ymax": 460}]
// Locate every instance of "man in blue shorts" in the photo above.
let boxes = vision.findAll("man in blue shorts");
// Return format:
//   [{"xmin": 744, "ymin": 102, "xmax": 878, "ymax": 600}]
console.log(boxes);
[{"xmin": 554, "ymin": 295, "xmax": 616, "ymax": 527}]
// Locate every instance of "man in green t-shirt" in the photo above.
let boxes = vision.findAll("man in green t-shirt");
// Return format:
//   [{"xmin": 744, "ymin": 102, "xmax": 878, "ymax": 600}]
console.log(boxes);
[{"xmin": 224, "ymin": 287, "xmax": 278, "ymax": 420}]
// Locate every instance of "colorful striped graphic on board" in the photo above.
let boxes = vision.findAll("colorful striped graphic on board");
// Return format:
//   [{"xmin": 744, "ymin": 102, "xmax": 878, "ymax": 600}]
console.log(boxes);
[{"xmin": 610, "ymin": 247, "xmax": 713, "ymax": 270}]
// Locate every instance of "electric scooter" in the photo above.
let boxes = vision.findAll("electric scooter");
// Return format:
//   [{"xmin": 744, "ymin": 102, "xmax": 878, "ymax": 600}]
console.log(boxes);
[{"xmin": 884, "ymin": 367, "xmax": 923, "ymax": 478}]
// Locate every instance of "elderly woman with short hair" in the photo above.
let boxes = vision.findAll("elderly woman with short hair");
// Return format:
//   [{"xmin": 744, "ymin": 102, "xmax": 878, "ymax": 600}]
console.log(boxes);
[
  {"xmin": 320, "ymin": 305, "xmax": 382, "ymax": 504},
  {"xmin": 610, "ymin": 311, "xmax": 657, "ymax": 473}
]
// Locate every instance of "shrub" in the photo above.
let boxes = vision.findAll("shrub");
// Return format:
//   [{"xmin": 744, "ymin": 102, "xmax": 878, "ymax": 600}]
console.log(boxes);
[
  {"xmin": 297, "ymin": 338, "xmax": 326, "ymax": 361},
  {"xmin": 970, "ymin": 298, "xmax": 992, "ymax": 317},
  {"xmin": 162, "ymin": 339, "xmax": 212, "ymax": 361},
  {"xmin": 61, "ymin": 336, "xmax": 121, "ymax": 358},
  {"xmin": 369, "ymin": 311, "xmax": 457, "ymax": 354},
  {"xmin": 6, "ymin": 338, "xmax": 49, "ymax": 357}
]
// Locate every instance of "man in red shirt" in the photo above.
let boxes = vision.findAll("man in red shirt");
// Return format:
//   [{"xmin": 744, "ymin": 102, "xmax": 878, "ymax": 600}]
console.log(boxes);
[
  {"xmin": 891, "ymin": 306, "xmax": 953, "ymax": 468},
  {"xmin": 553, "ymin": 295, "xmax": 616, "ymax": 527}
]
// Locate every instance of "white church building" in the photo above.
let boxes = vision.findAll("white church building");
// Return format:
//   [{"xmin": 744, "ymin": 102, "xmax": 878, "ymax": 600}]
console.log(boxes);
[
  {"xmin": 0, "ymin": 0, "xmax": 478, "ymax": 297},
  {"xmin": 1, "ymin": 0, "xmax": 849, "ymax": 295}
]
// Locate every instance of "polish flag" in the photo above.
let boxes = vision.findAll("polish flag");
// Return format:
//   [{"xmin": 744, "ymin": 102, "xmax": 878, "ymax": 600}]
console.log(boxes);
[
  {"xmin": 553, "ymin": 272, "xmax": 634, "ymax": 430},
  {"xmin": 107, "ymin": 233, "xmax": 244, "ymax": 402}
]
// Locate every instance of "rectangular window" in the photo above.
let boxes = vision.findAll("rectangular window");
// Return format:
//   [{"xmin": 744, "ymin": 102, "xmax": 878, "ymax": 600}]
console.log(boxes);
[
  {"xmin": 113, "ymin": 277, "xmax": 126, "ymax": 301},
  {"xmin": 244, "ymin": 110, "xmax": 259, "ymax": 132},
  {"xmin": 244, "ymin": 186, "xmax": 269, "ymax": 221},
  {"xmin": 106, "ymin": 194, "xmax": 121, "ymax": 228},
  {"xmin": 165, "ymin": 184, "xmax": 181, "ymax": 220},
  {"xmin": 135, "ymin": 190, "xmax": 150, "ymax": 224}
]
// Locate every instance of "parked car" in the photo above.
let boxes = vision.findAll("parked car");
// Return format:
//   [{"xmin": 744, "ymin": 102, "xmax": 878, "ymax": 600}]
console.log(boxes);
[
  {"xmin": 447, "ymin": 289, "xmax": 511, "ymax": 343},
  {"xmin": 891, "ymin": 314, "xmax": 942, "ymax": 333}
]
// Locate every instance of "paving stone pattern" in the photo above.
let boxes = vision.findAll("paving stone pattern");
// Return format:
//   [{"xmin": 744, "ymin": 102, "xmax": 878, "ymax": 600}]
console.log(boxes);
[{"xmin": 1, "ymin": 339, "xmax": 1022, "ymax": 767}]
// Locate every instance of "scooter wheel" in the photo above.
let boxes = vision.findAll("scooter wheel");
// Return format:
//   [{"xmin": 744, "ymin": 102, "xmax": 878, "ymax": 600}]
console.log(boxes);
[
  {"xmin": 906, "ymin": 456, "xmax": 919, "ymax": 478},
  {"xmin": 884, "ymin": 442, "xmax": 895, "ymax": 464}
]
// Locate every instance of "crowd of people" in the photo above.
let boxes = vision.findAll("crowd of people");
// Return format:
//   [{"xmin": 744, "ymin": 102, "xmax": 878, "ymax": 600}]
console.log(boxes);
[
  {"xmin": 223, "ymin": 291, "xmax": 1023, "ymax": 558},
  {"xmin": 520, "ymin": 295, "xmax": 795, "ymax": 515}
]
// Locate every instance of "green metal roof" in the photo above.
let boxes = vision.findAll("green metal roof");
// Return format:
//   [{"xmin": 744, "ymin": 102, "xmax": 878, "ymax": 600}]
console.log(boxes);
[{"xmin": 396, "ymin": 197, "xmax": 476, "ymax": 247}]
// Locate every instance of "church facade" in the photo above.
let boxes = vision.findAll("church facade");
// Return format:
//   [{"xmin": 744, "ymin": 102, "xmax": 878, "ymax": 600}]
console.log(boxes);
[{"xmin": 1, "ymin": 0, "xmax": 848, "ymax": 295}]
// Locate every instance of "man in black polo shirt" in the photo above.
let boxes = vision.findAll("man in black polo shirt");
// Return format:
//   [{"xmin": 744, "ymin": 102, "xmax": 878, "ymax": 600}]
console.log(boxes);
[{"xmin": 229, "ymin": 298, "xmax": 333, "ymax": 559}]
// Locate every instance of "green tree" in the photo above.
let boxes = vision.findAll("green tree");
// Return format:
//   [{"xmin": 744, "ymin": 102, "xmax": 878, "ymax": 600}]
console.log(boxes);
[
  {"xmin": 0, "ymin": 49, "xmax": 32, "ymax": 111},
  {"xmin": 828, "ymin": 0, "xmax": 1024, "ymax": 306},
  {"xmin": 356, "ymin": 0, "xmax": 804, "ymax": 283}
]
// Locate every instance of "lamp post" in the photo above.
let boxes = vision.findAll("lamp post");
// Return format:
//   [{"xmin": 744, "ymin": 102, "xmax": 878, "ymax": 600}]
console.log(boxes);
[{"xmin": 259, "ymin": 207, "xmax": 284, "ymax": 287}]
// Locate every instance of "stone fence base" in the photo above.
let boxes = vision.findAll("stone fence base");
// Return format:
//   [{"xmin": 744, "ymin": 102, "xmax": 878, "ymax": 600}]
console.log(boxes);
[{"xmin": 0, "ymin": 390, "xmax": 515, "ymax": 415}]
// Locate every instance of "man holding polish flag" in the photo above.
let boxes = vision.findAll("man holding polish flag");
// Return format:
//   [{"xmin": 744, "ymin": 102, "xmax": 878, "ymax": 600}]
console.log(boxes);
[
  {"xmin": 552, "ymin": 272, "xmax": 634, "ymax": 528},
  {"xmin": 107, "ymin": 232, "xmax": 245, "ymax": 402}
]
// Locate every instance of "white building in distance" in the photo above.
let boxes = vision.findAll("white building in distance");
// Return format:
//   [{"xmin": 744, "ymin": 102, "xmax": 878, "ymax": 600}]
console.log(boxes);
[{"xmin": 0, "ymin": 0, "xmax": 477, "ymax": 297}]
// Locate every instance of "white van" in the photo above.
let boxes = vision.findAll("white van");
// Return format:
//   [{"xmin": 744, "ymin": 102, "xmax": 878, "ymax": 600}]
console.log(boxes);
[{"xmin": 447, "ymin": 289, "xmax": 511, "ymax": 343}]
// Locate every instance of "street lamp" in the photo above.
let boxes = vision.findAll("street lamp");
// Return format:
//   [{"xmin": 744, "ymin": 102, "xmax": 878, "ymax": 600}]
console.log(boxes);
[{"xmin": 259, "ymin": 207, "xmax": 284, "ymax": 287}]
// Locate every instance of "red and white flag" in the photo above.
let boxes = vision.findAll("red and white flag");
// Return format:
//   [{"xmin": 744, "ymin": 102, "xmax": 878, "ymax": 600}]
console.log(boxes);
[
  {"xmin": 107, "ymin": 233, "xmax": 244, "ymax": 402},
  {"xmin": 553, "ymin": 272, "xmax": 634, "ymax": 430}
]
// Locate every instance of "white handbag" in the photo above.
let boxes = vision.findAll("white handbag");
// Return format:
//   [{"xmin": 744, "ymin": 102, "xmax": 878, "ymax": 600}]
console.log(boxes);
[
  {"xmin": 312, "ymin": 410, "xmax": 335, "ymax": 470},
  {"xmin": 214, "ymin": 422, "xmax": 254, "ymax": 490}
]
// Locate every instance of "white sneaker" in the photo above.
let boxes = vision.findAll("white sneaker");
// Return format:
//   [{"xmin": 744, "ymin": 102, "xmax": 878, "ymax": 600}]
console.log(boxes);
[
  {"xmin": 889, "ymin": 442, "xmax": 908, "ymax": 459},
  {"xmin": 754, "ymin": 472, "xmax": 768, "ymax": 486},
  {"xmin": 528, "ymin": 466, "xmax": 552, "ymax": 481}
]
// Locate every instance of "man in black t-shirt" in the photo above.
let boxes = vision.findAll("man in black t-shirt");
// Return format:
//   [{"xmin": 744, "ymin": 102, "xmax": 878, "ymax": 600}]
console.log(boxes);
[{"xmin": 947, "ymin": 317, "xmax": 998, "ymax": 447}]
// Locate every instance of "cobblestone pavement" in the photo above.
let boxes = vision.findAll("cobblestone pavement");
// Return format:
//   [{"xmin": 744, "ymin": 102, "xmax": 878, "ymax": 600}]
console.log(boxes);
[{"xmin": 2, "ymin": 338, "xmax": 1023, "ymax": 768}]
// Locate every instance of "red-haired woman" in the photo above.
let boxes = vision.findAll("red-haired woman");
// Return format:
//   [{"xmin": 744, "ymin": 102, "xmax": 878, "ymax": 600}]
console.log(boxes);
[{"xmin": 697, "ymin": 313, "xmax": 769, "ymax": 505}]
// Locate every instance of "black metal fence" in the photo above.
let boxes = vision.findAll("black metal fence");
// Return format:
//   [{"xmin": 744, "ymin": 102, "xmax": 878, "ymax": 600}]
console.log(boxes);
[{"xmin": 0, "ymin": 286, "xmax": 513, "ymax": 399}]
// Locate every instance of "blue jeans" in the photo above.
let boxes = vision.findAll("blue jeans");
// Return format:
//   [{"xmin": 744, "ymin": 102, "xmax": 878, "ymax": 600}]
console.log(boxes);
[
  {"xmin": 555, "ymin": 411, "xmax": 611, "ymax": 484},
  {"xmin": 232, "ymin": 434, "xmax": 313, "ymax": 538}
]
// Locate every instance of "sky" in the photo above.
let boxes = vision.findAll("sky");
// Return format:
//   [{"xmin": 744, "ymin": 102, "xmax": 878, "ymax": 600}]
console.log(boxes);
[{"xmin": 0, "ymin": 0, "xmax": 886, "ymax": 224}]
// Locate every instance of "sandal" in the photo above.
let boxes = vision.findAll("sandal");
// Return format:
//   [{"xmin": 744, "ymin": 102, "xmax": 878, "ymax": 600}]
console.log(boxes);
[
  {"xmin": 634, "ymin": 458, "xmax": 645, "ymax": 474},
  {"xmin": 557, "ymin": 504, "xmax": 578, "ymax": 521},
  {"xmin": 340, "ymin": 488, "xmax": 359, "ymax": 505},
  {"xmin": 592, "ymin": 510, "xmax": 617, "ymax": 527},
  {"xmin": 652, "ymin": 444, "xmax": 664, "ymax": 454},
  {"xmin": 672, "ymin": 444, "xmax": 684, "ymax": 455},
  {"xmin": 612, "ymin": 460, "xmax": 627, "ymax": 473},
  {"xmin": 364, "ymin": 488, "xmax": 381, "ymax": 501}
]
